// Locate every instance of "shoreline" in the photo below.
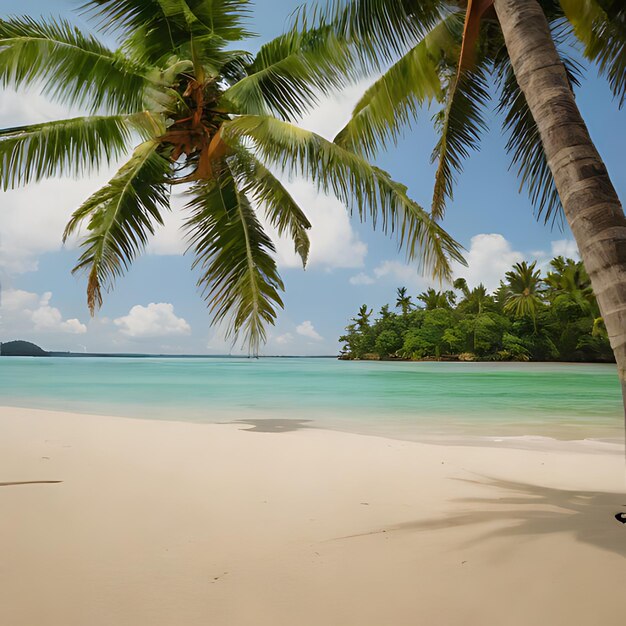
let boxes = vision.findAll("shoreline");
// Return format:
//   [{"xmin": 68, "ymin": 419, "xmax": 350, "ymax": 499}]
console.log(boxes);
[
  {"xmin": 1, "ymin": 405, "xmax": 625, "ymax": 626},
  {"xmin": 2, "ymin": 360, "xmax": 621, "ymax": 452},
  {"xmin": 338, "ymin": 355, "xmax": 617, "ymax": 364},
  {"xmin": 0, "ymin": 400, "xmax": 623, "ymax": 454}
]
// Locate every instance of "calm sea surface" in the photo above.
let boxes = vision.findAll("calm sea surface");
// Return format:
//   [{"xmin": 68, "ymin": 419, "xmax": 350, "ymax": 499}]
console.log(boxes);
[{"xmin": 0, "ymin": 357, "xmax": 623, "ymax": 445}]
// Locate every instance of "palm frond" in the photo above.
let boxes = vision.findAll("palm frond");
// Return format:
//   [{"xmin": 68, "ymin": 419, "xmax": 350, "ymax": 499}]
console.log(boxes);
[
  {"xmin": 223, "ymin": 22, "xmax": 360, "ymax": 121},
  {"xmin": 82, "ymin": 0, "xmax": 252, "ymax": 40},
  {"xmin": 184, "ymin": 172, "xmax": 284, "ymax": 354},
  {"xmin": 503, "ymin": 261, "xmax": 544, "ymax": 323},
  {"xmin": 64, "ymin": 141, "xmax": 172, "ymax": 312},
  {"xmin": 0, "ymin": 16, "xmax": 152, "ymax": 114},
  {"xmin": 231, "ymin": 153, "xmax": 311, "ymax": 267},
  {"xmin": 82, "ymin": 0, "xmax": 253, "ymax": 65},
  {"xmin": 0, "ymin": 113, "xmax": 162, "ymax": 190},
  {"xmin": 560, "ymin": 0, "xmax": 626, "ymax": 107},
  {"xmin": 223, "ymin": 115, "xmax": 465, "ymax": 280},
  {"xmin": 322, "ymin": 0, "xmax": 445, "ymax": 65},
  {"xmin": 334, "ymin": 14, "xmax": 462, "ymax": 158},
  {"xmin": 430, "ymin": 63, "xmax": 490, "ymax": 219}
]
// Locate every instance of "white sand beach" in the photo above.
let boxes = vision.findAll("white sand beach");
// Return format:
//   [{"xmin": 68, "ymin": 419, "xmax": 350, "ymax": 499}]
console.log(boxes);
[{"xmin": 1, "ymin": 405, "xmax": 625, "ymax": 626}]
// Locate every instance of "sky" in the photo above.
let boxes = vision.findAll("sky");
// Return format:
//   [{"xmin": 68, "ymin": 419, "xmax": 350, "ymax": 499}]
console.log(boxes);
[{"xmin": 1, "ymin": 0, "xmax": 625, "ymax": 355}]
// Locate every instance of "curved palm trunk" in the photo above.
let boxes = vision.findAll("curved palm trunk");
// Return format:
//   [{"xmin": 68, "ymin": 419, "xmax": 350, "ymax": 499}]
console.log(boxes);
[{"xmin": 492, "ymin": 0, "xmax": 626, "ymax": 420}]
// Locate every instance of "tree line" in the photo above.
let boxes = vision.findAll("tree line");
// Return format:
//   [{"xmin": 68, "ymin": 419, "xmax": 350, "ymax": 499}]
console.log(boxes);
[{"xmin": 339, "ymin": 257, "xmax": 613, "ymax": 363}]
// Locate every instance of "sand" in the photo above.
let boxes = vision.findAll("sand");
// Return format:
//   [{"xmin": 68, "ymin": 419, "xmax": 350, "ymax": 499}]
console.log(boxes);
[{"xmin": 0, "ymin": 405, "xmax": 625, "ymax": 626}]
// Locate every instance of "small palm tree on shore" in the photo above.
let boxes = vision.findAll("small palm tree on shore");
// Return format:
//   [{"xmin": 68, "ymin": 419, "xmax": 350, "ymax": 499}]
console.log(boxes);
[
  {"xmin": 353, "ymin": 304, "xmax": 373, "ymax": 330},
  {"xmin": 503, "ymin": 261, "xmax": 544, "ymax": 331},
  {"xmin": 453, "ymin": 278, "xmax": 492, "ymax": 315},
  {"xmin": 395, "ymin": 286, "xmax": 413, "ymax": 315},
  {"xmin": 417, "ymin": 288, "xmax": 456, "ymax": 310}
]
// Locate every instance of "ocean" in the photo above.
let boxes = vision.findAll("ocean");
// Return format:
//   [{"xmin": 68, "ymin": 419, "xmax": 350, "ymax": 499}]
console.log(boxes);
[{"xmin": 0, "ymin": 357, "xmax": 622, "ymax": 447}]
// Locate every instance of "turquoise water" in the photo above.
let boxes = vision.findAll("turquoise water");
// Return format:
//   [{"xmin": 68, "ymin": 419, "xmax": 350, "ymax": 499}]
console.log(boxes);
[{"xmin": 0, "ymin": 357, "xmax": 623, "ymax": 444}]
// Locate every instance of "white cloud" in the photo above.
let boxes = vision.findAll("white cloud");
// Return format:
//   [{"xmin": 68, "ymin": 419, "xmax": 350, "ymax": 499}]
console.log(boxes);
[
  {"xmin": 451, "ymin": 233, "xmax": 524, "ymax": 292},
  {"xmin": 61, "ymin": 318, "xmax": 88, "ymax": 334},
  {"xmin": 147, "ymin": 193, "xmax": 188, "ymax": 255},
  {"xmin": 296, "ymin": 320, "xmax": 323, "ymax": 341},
  {"xmin": 373, "ymin": 261, "xmax": 430, "ymax": 289},
  {"xmin": 0, "ymin": 289, "xmax": 86, "ymax": 335},
  {"xmin": 1, "ymin": 288, "xmax": 38, "ymax": 313},
  {"xmin": 295, "ymin": 80, "xmax": 374, "ymax": 141},
  {"xmin": 30, "ymin": 292, "xmax": 87, "ymax": 334},
  {"xmin": 349, "ymin": 260, "xmax": 432, "ymax": 290},
  {"xmin": 347, "ymin": 235, "xmax": 583, "ymax": 295},
  {"xmin": 275, "ymin": 332, "xmax": 294, "ymax": 345},
  {"xmin": 349, "ymin": 272, "xmax": 376, "ymax": 286},
  {"xmin": 0, "ymin": 175, "xmax": 110, "ymax": 275},
  {"xmin": 0, "ymin": 88, "xmax": 82, "ymax": 127},
  {"xmin": 263, "ymin": 179, "xmax": 368, "ymax": 270},
  {"xmin": 551, "ymin": 239, "xmax": 579, "ymax": 260},
  {"xmin": 0, "ymin": 89, "xmax": 189, "ymax": 276},
  {"xmin": 114, "ymin": 303, "xmax": 191, "ymax": 338},
  {"xmin": 0, "ymin": 90, "xmax": 122, "ymax": 276}
]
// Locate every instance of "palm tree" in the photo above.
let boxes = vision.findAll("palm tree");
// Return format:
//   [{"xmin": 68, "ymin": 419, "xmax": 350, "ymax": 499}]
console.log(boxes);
[
  {"xmin": 453, "ymin": 277, "xmax": 470, "ymax": 299},
  {"xmin": 545, "ymin": 257, "xmax": 596, "ymax": 315},
  {"xmin": 503, "ymin": 261, "xmax": 544, "ymax": 330},
  {"xmin": 352, "ymin": 304, "xmax": 373, "ymax": 330},
  {"xmin": 328, "ymin": 0, "xmax": 626, "ymax": 405},
  {"xmin": 417, "ymin": 288, "xmax": 456, "ymax": 310},
  {"xmin": 378, "ymin": 303, "xmax": 393, "ymax": 320},
  {"xmin": 0, "ymin": 1, "xmax": 464, "ymax": 353},
  {"xmin": 395, "ymin": 286, "xmax": 413, "ymax": 315},
  {"xmin": 453, "ymin": 277, "xmax": 492, "ymax": 315},
  {"xmin": 454, "ymin": 276, "xmax": 493, "ymax": 350},
  {"xmin": 495, "ymin": 0, "xmax": 626, "ymax": 403}
]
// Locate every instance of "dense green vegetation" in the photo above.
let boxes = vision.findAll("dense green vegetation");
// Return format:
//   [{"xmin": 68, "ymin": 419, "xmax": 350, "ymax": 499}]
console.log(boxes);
[{"xmin": 339, "ymin": 257, "xmax": 613, "ymax": 363}]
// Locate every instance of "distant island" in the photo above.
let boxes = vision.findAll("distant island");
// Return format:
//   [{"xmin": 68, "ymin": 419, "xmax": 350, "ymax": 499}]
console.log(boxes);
[
  {"xmin": 339, "ymin": 257, "xmax": 615, "ymax": 364},
  {"xmin": 0, "ymin": 341, "xmax": 334, "ymax": 359},
  {"xmin": 0, "ymin": 340, "xmax": 49, "ymax": 357}
]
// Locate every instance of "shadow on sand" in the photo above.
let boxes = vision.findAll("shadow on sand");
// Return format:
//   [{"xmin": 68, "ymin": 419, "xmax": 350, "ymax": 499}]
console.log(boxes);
[
  {"xmin": 0, "ymin": 481, "xmax": 62, "ymax": 487},
  {"xmin": 234, "ymin": 418, "xmax": 313, "ymax": 433},
  {"xmin": 348, "ymin": 477, "xmax": 626, "ymax": 558}
]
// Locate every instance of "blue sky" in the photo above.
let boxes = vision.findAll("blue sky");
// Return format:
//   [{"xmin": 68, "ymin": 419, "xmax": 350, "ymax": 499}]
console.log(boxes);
[{"xmin": 1, "ymin": 0, "xmax": 625, "ymax": 354}]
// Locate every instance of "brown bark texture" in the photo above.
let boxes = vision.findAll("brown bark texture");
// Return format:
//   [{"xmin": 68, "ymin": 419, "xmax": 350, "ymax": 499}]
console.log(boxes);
[{"xmin": 492, "ymin": 0, "xmax": 626, "ymax": 385}]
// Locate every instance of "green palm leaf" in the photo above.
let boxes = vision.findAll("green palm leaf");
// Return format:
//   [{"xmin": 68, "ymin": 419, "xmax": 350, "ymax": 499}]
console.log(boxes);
[
  {"xmin": 503, "ymin": 261, "xmax": 545, "ymax": 325},
  {"xmin": 334, "ymin": 14, "xmax": 462, "ymax": 158},
  {"xmin": 223, "ymin": 23, "xmax": 360, "ymax": 121},
  {"xmin": 560, "ymin": 0, "xmax": 626, "ymax": 107},
  {"xmin": 0, "ymin": 16, "xmax": 153, "ymax": 114},
  {"xmin": 83, "ymin": 0, "xmax": 252, "ymax": 40},
  {"xmin": 82, "ymin": 0, "xmax": 253, "ymax": 66},
  {"xmin": 64, "ymin": 141, "xmax": 172, "ymax": 312},
  {"xmin": 0, "ymin": 113, "xmax": 162, "ymax": 191},
  {"xmin": 231, "ymin": 154, "xmax": 311, "ymax": 267},
  {"xmin": 223, "ymin": 115, "xmax": 465, "ymax": 279},
  {"xmin": 324, "ymin": 0, "xmax": 444, "ymax": 64},
  {"xmin": 430, "ymin": 63, "xmax": 490, "ymax": 219},
  {"xmin": 185, "ymin": 172, "xmax": 284, "ymax": 354}
]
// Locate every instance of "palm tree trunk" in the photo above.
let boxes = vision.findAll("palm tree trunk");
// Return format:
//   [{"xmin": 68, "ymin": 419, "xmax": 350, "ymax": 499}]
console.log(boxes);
[{"xmin": 492, "ymin": 0, "xmax": 626, "ymax": 418}]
